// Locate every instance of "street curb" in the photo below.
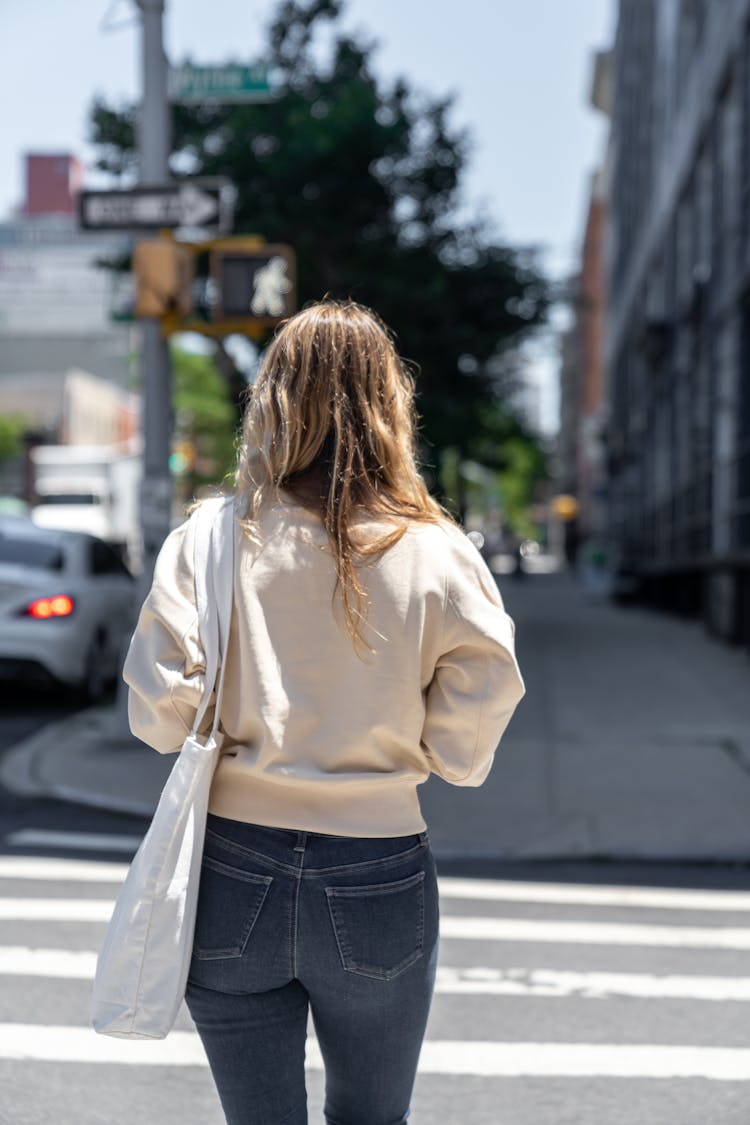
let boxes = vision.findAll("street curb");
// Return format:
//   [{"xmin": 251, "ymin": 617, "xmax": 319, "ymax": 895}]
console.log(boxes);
[
  {"xmin": 0, "ymin": 716, "xmax": 81, "ymax": 799},
  {"xmin": 0, "ymin": 711, "xmax": 157, "ymax": 820},
  {"xmin": 5, "ymin": 708, "xmax": 750, "ymax": 863},
  {"xmin": 5, "ymin": 723, "xmax": 750, "ymax": 862}
]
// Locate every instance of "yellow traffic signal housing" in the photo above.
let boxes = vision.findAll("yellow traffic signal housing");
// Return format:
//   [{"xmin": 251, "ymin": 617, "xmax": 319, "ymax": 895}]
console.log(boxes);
[
  {"xmin": 133, "ymin": 239, "xmax": 194, "ymax": 318},
  {"xmin": 146, "ymin": 236, "xmax": 297, "ymax": 339}
]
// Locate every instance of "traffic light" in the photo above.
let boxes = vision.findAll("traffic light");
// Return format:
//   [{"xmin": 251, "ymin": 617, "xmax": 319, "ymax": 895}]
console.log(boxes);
[
  {"xmin": 133, "ymin": 236, "xmax": 297, "ymax": 338},
  {"xmin": 133, "ymin": 239, "xmax": 194, "ymax": 318},
  {"xmin": 210, "ymin": 244, "xmax": 296, "ymax": 323}
]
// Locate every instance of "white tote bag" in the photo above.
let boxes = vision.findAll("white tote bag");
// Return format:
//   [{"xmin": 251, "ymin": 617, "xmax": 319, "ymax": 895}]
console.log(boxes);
[{"xmin": 91, "ymin": 495, "xmax": 235, "ymax": 1040}]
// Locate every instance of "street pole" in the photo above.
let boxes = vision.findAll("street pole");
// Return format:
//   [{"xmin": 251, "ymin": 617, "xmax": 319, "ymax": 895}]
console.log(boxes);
[
  {"xmin": 136, "ymin": 0, "xmax": 172, "ymax": 599},
  {"xmin": 117, "ymin": 0, "xmax": 172, "ymax": 729}
]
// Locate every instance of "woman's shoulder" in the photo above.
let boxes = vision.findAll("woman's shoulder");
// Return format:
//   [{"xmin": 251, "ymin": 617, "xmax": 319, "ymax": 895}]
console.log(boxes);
[
  {"xmin": 403, "ymin": 516, "xmax": 476, "ymax": 555},
  {"xmin": 391, "ymin": 518, "xmax": 485, "ymax": 581}
]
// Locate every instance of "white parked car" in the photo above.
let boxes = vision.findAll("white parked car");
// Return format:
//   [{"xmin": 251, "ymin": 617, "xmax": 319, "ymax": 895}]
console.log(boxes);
[{"xmin": 0, "ymin": 517, "xmax": 136, "ymax": 701}]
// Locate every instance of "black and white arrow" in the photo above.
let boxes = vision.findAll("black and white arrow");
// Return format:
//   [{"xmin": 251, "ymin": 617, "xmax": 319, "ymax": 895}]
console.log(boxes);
[{"xmin": 79, "ymin": 180, "xmax": 231, "ymax": 232}]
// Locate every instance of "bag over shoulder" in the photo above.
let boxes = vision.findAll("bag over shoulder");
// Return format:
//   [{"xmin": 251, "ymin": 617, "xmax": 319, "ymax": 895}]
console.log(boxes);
[{"xmin": 90, "ymin": 495, "xmax": 235, "ymax": 1040}]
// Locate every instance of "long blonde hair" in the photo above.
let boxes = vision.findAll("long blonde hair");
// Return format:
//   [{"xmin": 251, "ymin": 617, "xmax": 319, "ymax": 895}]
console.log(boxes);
[{"xmin": 236, "ymin": 300, "xmax": 448, "ymax": 645}]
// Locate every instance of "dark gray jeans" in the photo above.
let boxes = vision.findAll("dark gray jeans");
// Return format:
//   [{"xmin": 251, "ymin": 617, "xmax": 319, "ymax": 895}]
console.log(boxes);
[{"xmin": 186, "ymin": 814, "xmax": 440, "ymax": 1125}]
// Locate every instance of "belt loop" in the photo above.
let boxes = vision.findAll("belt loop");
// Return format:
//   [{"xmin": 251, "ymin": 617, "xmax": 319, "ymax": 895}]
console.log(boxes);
[
  {"xmin": 418, "ymin": 831, "xmax": 429, "ymax": 846},
  {"xmin": 294, "ymin": 831, "xmax": 306, "ymax": 854}
]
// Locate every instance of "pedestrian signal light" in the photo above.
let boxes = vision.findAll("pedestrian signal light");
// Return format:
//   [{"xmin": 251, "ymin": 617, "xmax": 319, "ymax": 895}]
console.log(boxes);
[
  {"xmin": 210, "ymin": 244, "xmax": 296, "ymax": 323},
  {"xmin": 134, "ymin": 239, "xmax": 194, "ymax": 318}
]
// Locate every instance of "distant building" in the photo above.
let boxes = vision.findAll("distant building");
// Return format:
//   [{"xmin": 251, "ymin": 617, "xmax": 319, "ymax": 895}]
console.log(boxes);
[
  {"xmin": 557, "ymin": 323, "xmax": 581, "ymax": 504},
  {"xmin": 23, "ymin": 154, "xmax": 82, "ymax": 217},
  {"xmin": 603, "ymin": 0, "xmax": 750, "ymax": 642},
  {"xmin": 0, "ymin": 368, "xmax": 139, "ymax": 501},
  {"xmin": 1, "ymin": 369, "xmax": 139, "ymax": 445},
  {"xmin": 557, "ymin": 50, "xmax": 611, "ymax": 560},
  {"xmin": 0, "ymin": 153, "xmax": 138, "ymax": 502},
  {"xmin": 0, "ymin": 153, "xmax": 134, "ymax": 388}
]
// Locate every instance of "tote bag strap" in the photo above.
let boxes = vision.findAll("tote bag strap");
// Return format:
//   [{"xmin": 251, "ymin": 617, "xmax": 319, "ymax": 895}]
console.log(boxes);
[{"xmin": 190, "ymin": 495, "xmax": 236, "ymax": 739}]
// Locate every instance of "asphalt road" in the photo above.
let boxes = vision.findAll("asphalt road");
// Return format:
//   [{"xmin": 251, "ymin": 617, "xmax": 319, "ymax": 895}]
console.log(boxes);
[{"xmin": 2, "ymin": 690, "xmax": 750, "ymax": 1124}]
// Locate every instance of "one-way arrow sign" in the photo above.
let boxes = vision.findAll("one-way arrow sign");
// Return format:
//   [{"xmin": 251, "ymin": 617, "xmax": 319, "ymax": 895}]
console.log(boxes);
[{"xmin": 78, "ymin": 180, "xmax": 232, "ymax": 232}]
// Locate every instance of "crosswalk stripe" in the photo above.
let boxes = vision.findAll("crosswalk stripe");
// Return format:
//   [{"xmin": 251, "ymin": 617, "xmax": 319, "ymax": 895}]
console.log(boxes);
[
  {"xmin": 4, "ymin": 899, "xmax": 750, "ymax": 949},
  {"xmin": 2, "ymin": 857, "xmax": 747, "ymax": 916},
  {"xmin": 1, "ymin": 947, "xmax": 749, "ymax": 1003},
  {"xmin": 439, "ymin": 877, "xmax": 750, "ymax": 913},
  {"xmin": 435, "ymin": 966, "xmax": 750, "ymax": 1001},
  {"xmin": 440, "ymin": 916, "xmax": 750, "ymax": 949},
  {"xmin": 0, "ymin": 1024, "xmax": 206, "ymax": 1066},
  {"xmin": 0, "ymin": 899, "xmax": 112, "ymax": 921},
  {"xmin": 418, "ymin": 1042, "xmax": 750, "ymax": 1079},
  {"xmin": 1, "ymin": 1025, "xmax": 750, "ymax": 1079},
  {"xmin": 0, "ymin": 947, "xmax": 97, "ymax": 978},
  {"xmin": 5, "ymin": 830, "xmax": 142, "ymax": 853},
  {"xmin": 0, "ymin": 857, "xmax": 129, "ymax": 883}
]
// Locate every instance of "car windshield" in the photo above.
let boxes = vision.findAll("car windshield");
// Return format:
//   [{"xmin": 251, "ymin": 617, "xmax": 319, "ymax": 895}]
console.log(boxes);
[{"xmin": 0, "ymin": 536, "xmax": 65, "ymax": 570}]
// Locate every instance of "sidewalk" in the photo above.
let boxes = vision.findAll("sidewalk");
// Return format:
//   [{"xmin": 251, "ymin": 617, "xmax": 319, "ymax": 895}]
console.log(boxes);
[
  {"xmin": 4, "ymin": 569, "xmax": 750, "ymax": 861},
  {"xmin": 421, "ymin": 569, "xmax": 750, "ymax": 861}
]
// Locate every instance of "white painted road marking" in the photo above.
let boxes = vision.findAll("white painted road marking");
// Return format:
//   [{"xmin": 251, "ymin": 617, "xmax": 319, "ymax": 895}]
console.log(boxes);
[
  {"xmin": 2, "ymin": 947, "xmax": 750, "ymax": 1004},
  {"xmin": 0, "ymin": 947, "xmax": 98, "ymax": 978},
  {"xmin": 2, "ymin": 858, "xmax": 747, "ymax": 916},
  {"xmin": 0, "ymin": 899, "xmax": 112, "ymax": 922},
  {"xmin": 440, "ymin": 915, "xmax": 750, "ymax": 949},
  {"xmin": 0, "ymin": 857, "xmax": 129, "ymax": 883},
  {"xmin": 435, "ymin": 966, "xmax": 750, "ymax": 1002},
  {"xmin": 4, "ymin": 899, "xmax": 750, "ymax": 950},
  {"xmin": 5, "ymin": 830, "xmax": 142, "ymax": 853},
  {"xmin": 416, "ymin": 1041, "xmax": 750, "ymax": 1080},
  {"xmin": 2, "ymin": 1025, "xmax": 750, "ymax": 1079},
  {"xmin": 439, "ymin": 877, "xmax": 750, "ymax": 913},
  {"xmin": 0, "ymin": 1024, "xmax": 207, "ymax": 1066},
  {"xmin": 2, "ymin": 865, "xmax": 749, "ymax": 1087}
]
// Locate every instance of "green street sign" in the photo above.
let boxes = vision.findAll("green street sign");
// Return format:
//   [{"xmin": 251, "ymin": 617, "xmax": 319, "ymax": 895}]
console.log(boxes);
[{"xmin": 169, "ymin": 63, "xmax": 272, "ymax": 104}]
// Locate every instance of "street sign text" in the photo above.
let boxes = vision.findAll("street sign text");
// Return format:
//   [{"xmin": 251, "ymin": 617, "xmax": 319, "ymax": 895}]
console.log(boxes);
[
  {"xmin": 169, "ymin": 63, "xmax": 272, "ymax": 104},
  {"xmin": 79, "ymin": 182, "xmax": 232, "ymax": 232}
]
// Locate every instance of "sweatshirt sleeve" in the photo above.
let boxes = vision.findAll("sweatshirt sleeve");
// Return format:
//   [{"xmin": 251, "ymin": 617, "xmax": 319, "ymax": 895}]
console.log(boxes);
[
  {"xmin": 420, "ymin": 530, "xmax": 525, "ymax": 786},
  {"xmin": 122, "ymin": 515, "xmax": 214, "ymax": 753}
]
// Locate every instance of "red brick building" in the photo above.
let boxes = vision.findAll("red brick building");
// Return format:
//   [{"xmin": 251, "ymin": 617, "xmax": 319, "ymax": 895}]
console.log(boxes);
[{"xmin": 23, "ymin": 154, "xmax": 82, "ymax": 217}]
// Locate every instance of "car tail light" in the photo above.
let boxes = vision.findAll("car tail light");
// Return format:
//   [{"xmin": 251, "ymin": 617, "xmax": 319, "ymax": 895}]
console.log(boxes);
[{"xmin": 22, "ymin": 595, "xmax": 75, "ymax": 619}]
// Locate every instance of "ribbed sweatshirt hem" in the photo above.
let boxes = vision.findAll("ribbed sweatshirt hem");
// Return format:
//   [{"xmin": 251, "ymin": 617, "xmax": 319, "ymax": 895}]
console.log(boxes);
[{"xmin": 208, "ymin": 769, "xmax": 427, "ymax": 838}]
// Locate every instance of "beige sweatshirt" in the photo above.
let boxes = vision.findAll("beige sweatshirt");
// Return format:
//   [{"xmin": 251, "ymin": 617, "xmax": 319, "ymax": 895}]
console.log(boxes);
[{"xmin": 123, "ymin": 498, "xmax": 525, "ymax": 837}]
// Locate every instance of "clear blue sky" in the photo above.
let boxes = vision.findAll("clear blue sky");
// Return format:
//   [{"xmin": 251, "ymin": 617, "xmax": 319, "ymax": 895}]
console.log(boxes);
[{"xmin": 2, "ymin": 0, "xmax": 615, "ymax": 277}]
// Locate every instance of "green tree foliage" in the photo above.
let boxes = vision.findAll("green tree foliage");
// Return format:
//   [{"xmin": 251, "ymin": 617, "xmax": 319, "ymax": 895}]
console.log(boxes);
[
  {"xmin": 497, "ymin": 433, "xmax": 547, "ymax": 538},
  {"xmin": 90, "ymin": 0, "xmax": 549, "ymax": 510},
  {"xmin": 0, "ymin": 415, "xmax": 28, "ymax": 461},
  {"xmin": 171, "ymin": 348, "xmax": 237, "ymax": 494},
  {"xmin": 440, "ymin": 405, "xmax": 548, "ymax": 533}
]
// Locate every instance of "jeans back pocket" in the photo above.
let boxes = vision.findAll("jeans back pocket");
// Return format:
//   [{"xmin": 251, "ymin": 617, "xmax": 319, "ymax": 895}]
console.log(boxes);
[
  {"xmin": 192, "ymin": 856, "xmax": 273, "ymax": 961},
  {"xmin": 325, "ymin": 869, "xmax": 425, "ymax": 980}
]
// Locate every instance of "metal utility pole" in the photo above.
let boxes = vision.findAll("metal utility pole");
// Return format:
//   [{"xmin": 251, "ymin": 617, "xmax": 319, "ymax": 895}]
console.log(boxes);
[
  {"xmin": 113, "ymin": 0, "xmax": 171, "ymax": 727},
  {"xmin": 136, "ymin": 0, "xmax": 172, "ymax": 597}
]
